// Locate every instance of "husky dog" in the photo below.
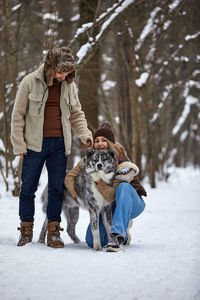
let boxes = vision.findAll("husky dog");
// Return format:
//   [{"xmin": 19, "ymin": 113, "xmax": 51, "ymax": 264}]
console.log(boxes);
[{"xmin": 38, "ymin": 149, "xmax": 116, "ymax": 251}]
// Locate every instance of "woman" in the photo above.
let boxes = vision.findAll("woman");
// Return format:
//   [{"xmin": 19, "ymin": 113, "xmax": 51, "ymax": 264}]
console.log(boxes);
[{"xmin": 65, "ymin": 122, "xmax": 146, "ymax": 252}]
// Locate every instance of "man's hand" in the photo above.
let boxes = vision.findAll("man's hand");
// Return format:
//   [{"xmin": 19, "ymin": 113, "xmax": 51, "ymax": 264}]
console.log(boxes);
[
  {"xmin": 18, "ymin": 153, "xmax": 27, "ymax": 158},
  {"xmin": 79, "ymin": 138, "xmax": 92, "ymax": 149},
  {"xmin": 86, "ymin": 138, "xmax": 92, "ymax": 148}
]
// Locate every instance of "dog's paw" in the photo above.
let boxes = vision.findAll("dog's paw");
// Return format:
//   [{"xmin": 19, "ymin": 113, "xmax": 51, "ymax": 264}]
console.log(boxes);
[
  {"xmin": 92, "ymin": 245, "xmax": 102, "ymax": 251},
  {"xmin": 37, "ymin": 239, "xmax": 45, "ymax": 244},
  {"xmin": 73, "ymin": 238, "xmax": 81, "ymax": 244}
]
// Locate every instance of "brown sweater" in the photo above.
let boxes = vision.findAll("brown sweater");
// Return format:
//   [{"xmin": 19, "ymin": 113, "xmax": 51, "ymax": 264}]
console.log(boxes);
[{"xmin": 43, "ymin": 80, "xmax": 63, "ymax": 137}]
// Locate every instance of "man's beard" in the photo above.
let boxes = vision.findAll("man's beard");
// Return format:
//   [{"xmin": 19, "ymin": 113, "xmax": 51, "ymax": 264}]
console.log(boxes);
[{"xmin": 54, "ymin": 77, "xmax": 65, "ymax": 82}]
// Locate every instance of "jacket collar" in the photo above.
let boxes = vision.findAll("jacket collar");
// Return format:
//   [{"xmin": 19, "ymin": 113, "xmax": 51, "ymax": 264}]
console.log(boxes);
[{"xmin": 35, "ymin": 64, "xmax": 46, "ymax": 84}]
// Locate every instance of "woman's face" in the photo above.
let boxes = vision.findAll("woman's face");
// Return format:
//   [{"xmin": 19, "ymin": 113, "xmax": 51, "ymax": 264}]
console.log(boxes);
[{"xmin": 94, "ymin": 136, "xmax": 108, "ymax": 150}]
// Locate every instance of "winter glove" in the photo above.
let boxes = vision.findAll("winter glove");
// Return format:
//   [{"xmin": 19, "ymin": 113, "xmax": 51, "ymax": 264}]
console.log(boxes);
[{"xmin": 85, "ymin": 166, "xmax": 100, "ymax": 182}]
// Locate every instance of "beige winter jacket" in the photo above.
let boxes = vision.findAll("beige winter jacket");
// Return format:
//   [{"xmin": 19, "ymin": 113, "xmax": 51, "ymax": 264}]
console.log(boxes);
[{"xmin": 11, "ymin": 65, "xmax": 93, "ymax": 155}]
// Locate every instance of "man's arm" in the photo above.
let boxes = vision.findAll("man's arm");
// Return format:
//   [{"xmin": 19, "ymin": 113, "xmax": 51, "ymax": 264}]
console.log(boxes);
[
  {"xmin": 11, "ymin": 77, "xmax": 29, "ymax": 155},
  {"xmin": 69, "ymin": 83, "xmax": 93, "ymax": 146}
]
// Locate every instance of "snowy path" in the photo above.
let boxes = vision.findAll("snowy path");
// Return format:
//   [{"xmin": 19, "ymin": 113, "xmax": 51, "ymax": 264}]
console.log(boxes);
[{"xmin": 0, "ymin": 168, "xmax": 200, "ymax": 300}]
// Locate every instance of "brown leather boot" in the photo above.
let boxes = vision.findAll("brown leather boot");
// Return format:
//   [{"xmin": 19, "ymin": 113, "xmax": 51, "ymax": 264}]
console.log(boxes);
[
  {"xmin": 17, "ymin": 222, "xmax": 33, "ymax": 246},
  {"xmin": 47, "ymin": 222, "xmax": 64, "ymax": 248}
]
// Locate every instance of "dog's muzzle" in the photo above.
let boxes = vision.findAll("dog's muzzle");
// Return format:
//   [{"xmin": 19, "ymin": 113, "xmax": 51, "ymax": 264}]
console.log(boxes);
[{"xmin": 97, "ymin": 163, "xmax": 102, "ymax": 170}]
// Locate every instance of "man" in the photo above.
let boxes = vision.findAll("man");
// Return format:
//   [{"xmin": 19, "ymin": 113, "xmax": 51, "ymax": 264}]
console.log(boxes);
[{"xmin": 11, "ymin": 47, "xmax": 93, "ymax": 248}]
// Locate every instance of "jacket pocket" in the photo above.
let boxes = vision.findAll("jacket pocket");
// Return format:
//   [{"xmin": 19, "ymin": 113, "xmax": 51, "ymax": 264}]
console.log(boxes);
[{"xmin": 28, "ymin": 93, "xmax": 43, "ymax": 116}]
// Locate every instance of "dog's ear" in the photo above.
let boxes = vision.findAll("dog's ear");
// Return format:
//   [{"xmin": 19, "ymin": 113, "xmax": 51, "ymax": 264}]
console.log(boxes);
[
  {"xmin": 108, "ymin": 149, "xmax": 116, "ymax": 159},
  {"xmin": 86, "ymin": 149, "xmax": 94, "ymax": 158}
]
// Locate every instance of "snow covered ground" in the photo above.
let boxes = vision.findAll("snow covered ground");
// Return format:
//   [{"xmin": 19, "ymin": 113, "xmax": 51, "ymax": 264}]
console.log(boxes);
[{"xmin": 0, "ymin": 167, "xmax": 200, "ymax": 300}]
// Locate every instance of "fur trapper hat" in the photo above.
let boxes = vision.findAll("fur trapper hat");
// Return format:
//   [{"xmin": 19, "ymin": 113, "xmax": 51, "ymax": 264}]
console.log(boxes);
[
  {"xmin": 93, "ymin": 121, "xmax": 115, "ymax": 143},
  {"xmin": 44, "ymin": 47, "xmax": 77, "ymax": 86}
]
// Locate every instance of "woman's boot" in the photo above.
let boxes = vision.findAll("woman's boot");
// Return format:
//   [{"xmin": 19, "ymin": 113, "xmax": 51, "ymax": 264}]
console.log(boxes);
[
  {"xmin": 47, "ymin": 222, "xmax": 64, "ymax": 248},
  {"xmin": 17, "ymin": 222, "xmax": 33, "ymax": 246}
]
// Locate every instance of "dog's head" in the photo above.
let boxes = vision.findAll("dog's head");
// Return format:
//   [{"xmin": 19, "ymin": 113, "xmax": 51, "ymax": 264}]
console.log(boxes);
[{"xmin": 86, "ymin": 149, "xmax": 116, "ymax": 174}]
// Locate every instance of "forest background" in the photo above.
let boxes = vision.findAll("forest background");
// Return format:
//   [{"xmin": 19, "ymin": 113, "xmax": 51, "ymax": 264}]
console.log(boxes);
[{"xmin": 0, "ymin": 0, "xmax": 199, "ymax": 196}]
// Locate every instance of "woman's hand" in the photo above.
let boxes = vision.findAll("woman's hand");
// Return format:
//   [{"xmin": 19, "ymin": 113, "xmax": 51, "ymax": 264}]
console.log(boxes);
[{"xmin": 85, "ymin": 167, "xmax": 100, "ymax": 182}]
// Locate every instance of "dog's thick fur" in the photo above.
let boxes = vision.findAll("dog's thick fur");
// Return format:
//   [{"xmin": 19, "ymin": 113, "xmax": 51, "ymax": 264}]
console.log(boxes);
[{"xmin": 38, "ymin": 149, "xmax": 116, "ymax": 250}]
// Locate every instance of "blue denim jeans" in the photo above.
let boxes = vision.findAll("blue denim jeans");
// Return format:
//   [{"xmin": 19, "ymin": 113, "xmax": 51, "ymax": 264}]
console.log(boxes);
[
  {"xmin": 19, "ymin": 137, "xmax": 67, "ymax": 223},
  {"xmin": 85, "ymin": 182, "xmax": 146, "ymax": 248}
]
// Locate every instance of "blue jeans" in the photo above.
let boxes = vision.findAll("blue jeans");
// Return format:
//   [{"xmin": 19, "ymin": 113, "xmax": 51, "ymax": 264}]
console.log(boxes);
[
  {"xmin": 85, "ymin": 182, "xmax": 146, "ymax": 247},
  {"xmin": 19, "ymin": 137, "xmax": 67, "ymax": 223}
]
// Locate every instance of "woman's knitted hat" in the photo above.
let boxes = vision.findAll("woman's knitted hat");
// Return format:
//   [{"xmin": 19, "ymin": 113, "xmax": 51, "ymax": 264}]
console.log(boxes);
[
  {"xmin": 93, "ymin": 121, "xmax": 115, "ymax": 143},
  {"xmin": 44, "ymin": 47, "xmax": 77, "ymax": 86}
]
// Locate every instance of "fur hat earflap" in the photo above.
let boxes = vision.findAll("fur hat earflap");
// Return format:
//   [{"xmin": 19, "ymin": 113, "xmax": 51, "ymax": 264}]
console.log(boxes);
[
  {"xmin": 44, "ymin": 47, "xmax": 77, "ymax": 86},
  {"xmin": 93, "ymin": 121, "xmax": 115, "ymax": 143}
]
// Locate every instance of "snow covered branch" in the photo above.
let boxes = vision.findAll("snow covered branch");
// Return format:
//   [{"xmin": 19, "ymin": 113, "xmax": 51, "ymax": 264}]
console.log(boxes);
[{"xmin": 71, "ymin": 0, "xmax": 136, "ymax": 70}]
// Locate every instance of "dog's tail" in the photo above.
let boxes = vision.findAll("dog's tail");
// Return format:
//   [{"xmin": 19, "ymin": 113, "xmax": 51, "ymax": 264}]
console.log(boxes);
[{"xmin": 40, "ymin": 184, "xmax": 48, "ymax": 212}]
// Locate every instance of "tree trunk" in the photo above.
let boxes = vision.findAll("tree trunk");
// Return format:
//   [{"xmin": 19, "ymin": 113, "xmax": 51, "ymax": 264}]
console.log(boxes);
[
  {"xmin": 0, "ymin": 26, "xmax": 9, "ymax": 181},
  {"xmin": 3, "ymin": 0, "xmax": 17, "ymax": 98},
  {"xmin": 78, "ymin": 0, "xmax": 100, "ymax": 132},
  {"xmin": 128, "ymin": 37, "xmax": 142, "ymax": 174}
]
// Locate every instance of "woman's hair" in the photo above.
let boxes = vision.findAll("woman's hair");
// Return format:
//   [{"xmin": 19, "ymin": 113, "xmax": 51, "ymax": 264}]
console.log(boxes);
[{"xmin": 106, "ymin": 140, "xmax": 129, "ymax": 166}]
